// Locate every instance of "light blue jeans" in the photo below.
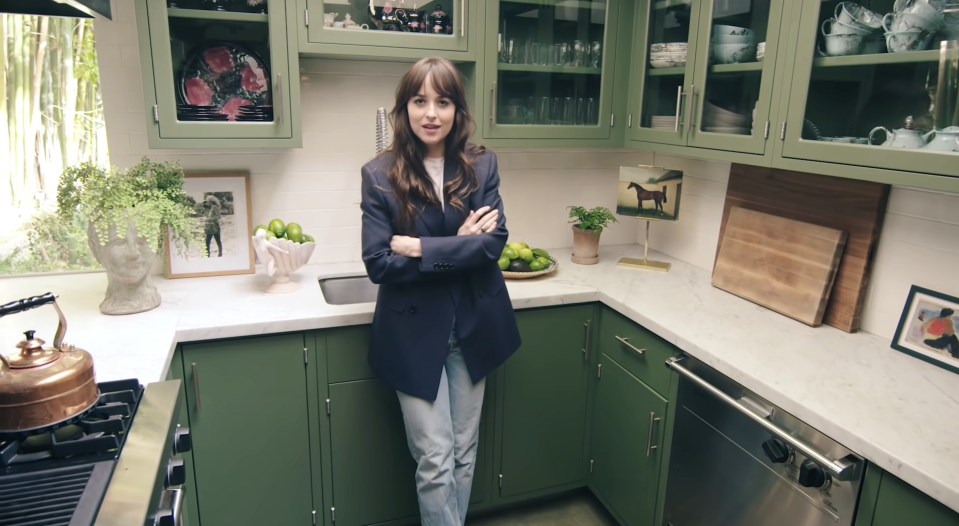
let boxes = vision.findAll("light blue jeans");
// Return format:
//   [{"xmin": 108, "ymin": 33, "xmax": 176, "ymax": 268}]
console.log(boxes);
[{"xmin": 396, "ymin": 326, "xmax": 486, "ymax": 526}]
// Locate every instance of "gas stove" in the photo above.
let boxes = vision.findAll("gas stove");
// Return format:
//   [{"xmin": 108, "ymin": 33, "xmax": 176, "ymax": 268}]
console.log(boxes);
[{"xmin": 0, "ymin": 379, "xmax": 190, "ymax": 526}]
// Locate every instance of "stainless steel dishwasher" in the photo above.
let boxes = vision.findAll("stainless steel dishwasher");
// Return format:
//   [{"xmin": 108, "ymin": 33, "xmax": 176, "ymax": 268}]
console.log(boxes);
[{"xmin": 661, "ymin": 355, "xmax": 865, "ymax": 526}]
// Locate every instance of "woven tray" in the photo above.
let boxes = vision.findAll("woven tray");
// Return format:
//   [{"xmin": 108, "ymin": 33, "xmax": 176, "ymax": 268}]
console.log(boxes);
[{"xmin": 502, "ymin": 255, "xmax": 559, "ymax": 280}]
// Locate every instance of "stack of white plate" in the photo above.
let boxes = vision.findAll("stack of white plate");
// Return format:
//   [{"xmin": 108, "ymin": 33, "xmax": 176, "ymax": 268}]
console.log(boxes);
[
  {"xmin": 702, "ymin": 100, "xmax": 751, "ymax": 135},
  {"xmin": 650, "ymin": 115, "xmax": 678, "ymax": 130},
  {"xmin": 649, "ymin": 42, "xmax": 687, "ymax": 68}
]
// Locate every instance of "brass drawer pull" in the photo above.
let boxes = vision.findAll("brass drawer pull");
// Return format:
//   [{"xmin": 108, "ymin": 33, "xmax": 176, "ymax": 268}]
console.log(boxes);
[{"xmin": 615, "ymin": 335, "xmax": 645, "ymax": 355}]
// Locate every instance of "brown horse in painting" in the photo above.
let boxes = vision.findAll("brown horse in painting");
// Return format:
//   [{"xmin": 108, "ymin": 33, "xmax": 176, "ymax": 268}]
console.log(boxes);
[{"xmin": 627, "ymin": 182, "xmax": 668, "ymax": 215}]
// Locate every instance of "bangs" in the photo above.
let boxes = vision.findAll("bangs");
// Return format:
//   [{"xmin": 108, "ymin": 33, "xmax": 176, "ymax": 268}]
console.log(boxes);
[{"xmin": 398, "ymin": 58, "xmax": 463, "ymax": 104}]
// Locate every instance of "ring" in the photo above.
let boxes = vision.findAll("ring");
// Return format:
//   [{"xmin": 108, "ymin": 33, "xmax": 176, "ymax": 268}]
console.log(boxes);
[{"xmin": 480, "ymin": 226, "xmax": 487, "ymax": 233}]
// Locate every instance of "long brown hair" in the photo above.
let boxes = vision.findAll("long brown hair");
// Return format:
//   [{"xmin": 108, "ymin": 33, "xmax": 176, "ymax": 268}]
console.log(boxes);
[{"xmin": 386, "ymin": 56, "xmax": 483, "ymax": 234}]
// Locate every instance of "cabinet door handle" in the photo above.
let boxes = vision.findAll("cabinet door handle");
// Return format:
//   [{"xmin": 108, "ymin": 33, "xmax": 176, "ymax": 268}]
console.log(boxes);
[
  {"xmin": 275, "ymin": 73, "xmax": 284, "ymax": 124},
  {"xmin": 191, "ymin": 362, "xmax": 201, "ymax": 413},
  {"xmin": 646, "ymin": 412, "xmax": 661, "ymax": 457},
  {"xmin": 460, "ymin": 0, "xmax": 465, "ymax": 37},
  {"xmin": 674, "ymin": 85, "xmax": 684, "ymax": 132},
  {"xmin": 490, "ymin": 82, "xmax": 497, "ymax": 124},
  {"xmin": 615, "ymin": 335, "xmax": 645, "ymax": 355},
  {"xmin": 582, "ymin": 320, "xmax": 591, "ymax": 361},
  {"xmin": 686, "ymin": 84, "xmax": 697, "ymax": 134},
  {"xmin": 781, "ymin": 121, "xmax": 786, "ymax": 140}
]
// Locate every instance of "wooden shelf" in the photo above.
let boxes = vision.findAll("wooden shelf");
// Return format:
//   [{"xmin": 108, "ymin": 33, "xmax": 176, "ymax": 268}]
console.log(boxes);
[
  {"xmin": 167, "ymin": 8, "xmax": 269, "ymax": 23},
  {"xmin": 653, "ymin": 0, "xmax": 691, "ymax": 9},
  {"xmin": 646, "ymin": 62, "xmax": 761, "ymax": 77},
  {"xmin": 647, "ymin": 66, "xmax": 684, "ymax": 76},
  {"xmin": 813, "ymin": 49, "xmax": 941, "ymax": 68},
  {"xmin": 498, "ymin": 63, "xmax": 603, "ymax": 74}
]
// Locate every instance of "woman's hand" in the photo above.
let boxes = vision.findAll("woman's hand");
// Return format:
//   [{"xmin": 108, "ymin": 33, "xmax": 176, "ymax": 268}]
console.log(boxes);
[
  {"xmin": 390, "ymin": 236, "xmax": 422, "ymax": 258},
  {"xmin": 457, "ymin": 206, "xmax": 499, "ymax": 236}
]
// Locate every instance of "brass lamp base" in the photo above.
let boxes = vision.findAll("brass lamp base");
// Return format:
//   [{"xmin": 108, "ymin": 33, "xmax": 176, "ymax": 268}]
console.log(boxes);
[{"xmin": 617, "ymin": 257, "xmax": 671, "ymax": 272}]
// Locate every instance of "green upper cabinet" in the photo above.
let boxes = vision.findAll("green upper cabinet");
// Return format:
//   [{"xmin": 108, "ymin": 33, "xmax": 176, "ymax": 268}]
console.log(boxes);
[
  {"xmin": 497, "ymin": 305, "xmax": 594, "ymax": 498},
  {"xmin": 780, "ymin": 0, "xmax": 959, "ymax": 180},
  {"xmin": 299, "ymin": 0, "xmax": 478, "ymax": 59},
  {"xmin": 589, "ymin": 353, "xmax": 668, "ymax": 526},
  {"xmin": 481, "ymin": 0, "xmax": 620, "ymax": 140},
  {"xmin": 181, "ymin": 333, "xmax": 316, "ymax": 526},
  {"xmin": 628, "ymin": 0, "xmax": 786, "ymax": 156},
  {"xmin": 135, "ymin": 0, "xmax": 301, "ymax": 148}
]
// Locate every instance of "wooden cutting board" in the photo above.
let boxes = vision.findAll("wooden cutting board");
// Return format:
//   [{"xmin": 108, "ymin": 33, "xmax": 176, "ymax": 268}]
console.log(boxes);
[
  {"xmin": 717, "ymin": 165, "xmax": 890, "ymax": 332},
  {"xmin": 713, "ymin": 207, "xmax": 848, "ymax": 327}
]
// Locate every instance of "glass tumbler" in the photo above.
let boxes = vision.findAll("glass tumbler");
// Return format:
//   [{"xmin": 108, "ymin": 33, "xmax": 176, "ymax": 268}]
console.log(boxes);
[
  {"xmin": 589, "ymin": 41, "xmax": 602, "ymax": 67},
  {"xmin": 507, "ymin": 38, "xmax": 516, "ymax": 64},
  {"xmin": 585, "ymin": 97, "xmax": 597, "ymax": 125},
  {"xmin": 536, "ymin": 97, "xmax": 550, "ymax": 124},
  {"xmin": 559, "ymin": 43, "xmax": 571, "ymax": 66},
  {"xmin": 573, "ymin": 40, "xmax": 586, "ymax": 67},
  {"xmin": 551, "ymin": 97, "xmax": 563, "ymax": 124},
  {"xmin": 563, "ymin": 97, "xmax": 575, "ymax": 125}
]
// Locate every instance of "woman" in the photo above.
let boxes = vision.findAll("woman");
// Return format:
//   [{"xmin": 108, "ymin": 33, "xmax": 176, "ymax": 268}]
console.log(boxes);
[{"xmin": 360, "ymin": 56, "xmax": 521, "ymax": 525}]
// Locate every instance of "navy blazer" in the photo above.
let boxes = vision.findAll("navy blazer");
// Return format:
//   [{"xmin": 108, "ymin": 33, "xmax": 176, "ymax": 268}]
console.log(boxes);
[{"xmin": 360, "ymin": 150, "xmax": 522, "ymax": 401}]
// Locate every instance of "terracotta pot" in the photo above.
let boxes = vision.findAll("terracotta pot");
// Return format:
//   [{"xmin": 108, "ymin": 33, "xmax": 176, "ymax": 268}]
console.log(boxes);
[{"xmin": 571, "ymin": 225, "xmax": 602, "ymax": 265}]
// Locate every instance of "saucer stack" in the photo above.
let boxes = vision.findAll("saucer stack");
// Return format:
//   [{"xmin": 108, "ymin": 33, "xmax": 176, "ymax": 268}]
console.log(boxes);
[
  {"xmin": 649, "ymin": 42, "xmax": 687, "ymax": 68},
  {"xmin": 702, "ymin": 100, "xmax": 752, "ymax": 135},
  {"xmin": 651, "ymin": 116, "xmax": 678, "ymax": 130}
]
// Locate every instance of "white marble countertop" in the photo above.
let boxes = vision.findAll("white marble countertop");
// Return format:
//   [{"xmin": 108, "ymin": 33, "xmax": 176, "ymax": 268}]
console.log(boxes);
[{"xmin": 2, "ymin": 244, "xmax": 958, "ymax": 513}]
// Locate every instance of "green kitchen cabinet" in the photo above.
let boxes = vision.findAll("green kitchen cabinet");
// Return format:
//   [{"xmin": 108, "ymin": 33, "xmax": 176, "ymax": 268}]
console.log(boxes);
[
  {"xmin": 855, "ymin": 464, "xmax": 959, "ymax": 526},
  {"xmin": 627, "ymin": 0, "xmax": 787, "ymax": 157},
  {"xmin": 496, "ymin": 305, "xmax": 595, "ymax": 498},
  {"xmin": 778, "ymin": 0, "xmax": 959, "ymax": 181},
  {"xmin": 481, "ymin": 0, "xmax": 622, "ymax": 140},
  {"xmin": 135, "ymin": 0, "xmax": 301, "ymax": 148},
  {"xmin": 589, "ymin": 353, "xmax": 669, "ymax": 526},
  {"xmin": 297, "ymin": 0, "xmax": 479, "ymax": 61},
  {"xmin": 165, "ymin": 351, "xmax": 200, "ymax": 526},
  {"xmin": 181, "ymin": 333, "xmax": 315, "ymax": 526}
]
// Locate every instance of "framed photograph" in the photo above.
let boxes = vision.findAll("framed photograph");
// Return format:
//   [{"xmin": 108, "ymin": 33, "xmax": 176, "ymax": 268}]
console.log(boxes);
[
  {"xmin": 616, "ymin": 165, "xmax": 684, "ymax": 221},
  {"xmin": 165, "ymin": 172, "xmax": 254, "ymax": 278},
  {"xmin": 891, "ymin": 285, "xmax": 959, "ymax": 375}
]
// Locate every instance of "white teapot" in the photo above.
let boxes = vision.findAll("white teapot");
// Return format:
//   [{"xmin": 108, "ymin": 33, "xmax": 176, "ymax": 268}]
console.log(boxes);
[{"xmin": 868, "ymin": 116, "xmax": 931, "ymax": 149}]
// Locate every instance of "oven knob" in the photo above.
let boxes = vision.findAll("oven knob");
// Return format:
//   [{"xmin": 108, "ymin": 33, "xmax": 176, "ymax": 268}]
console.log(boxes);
[
  {"xmin": 798, "ymin": 459, "xmax": 828, "ymax": 488},
  {"xmin": 174, "ymin": 426, "xmax": 192, "ymax": 455},
  {"xmin": 167, "ymin": 458, "xmax": 186, "ymax": 488},
  {"xmin": 761, "ymin": 437, "xmax": 792, "ymax": 464}
]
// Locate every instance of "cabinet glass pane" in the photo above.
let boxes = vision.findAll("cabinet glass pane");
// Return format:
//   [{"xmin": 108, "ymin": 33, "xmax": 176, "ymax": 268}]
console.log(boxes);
[
  {"xmin": 640, "ymin": 0, "xmax": 695, "ymax": 131},
  {"xmin": 494, "ymin": 0, "xmax": 607, "ymax": 126},
  {"xmin": 320, "ymin": 0, "xmax": 461, "ymax": 37},
  {"xmin": 800, "ymin": 1, "xmax": 959, "ymax": 152},
  {"xmin": 698, "ymin": 0, "xmax": 771, "ymax": 136},
  {"xmin": 165, "ymin": 6, "xmax": 276, "ymax": 124}
]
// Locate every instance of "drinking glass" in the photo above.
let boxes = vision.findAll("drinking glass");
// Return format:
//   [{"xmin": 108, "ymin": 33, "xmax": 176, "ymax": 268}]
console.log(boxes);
[
  {"xmin": 585, "ymin": 97, "xmax": 597, "ymax": 125},
  {"xmin": 552, "ymin": 44, "xmax": 564, "ymax": 66},
  {"xmin": 573, "ymin": 40, "xmax": 586, "ymax": 67},
  {"xmin": 530, "ymin": 43, "xmax": 541, "ymax": 65},
  {"xmin": 576, "ymin": 97, "xmax": 587, "ymax": 125},
  {"xmin": 559, "ymin": 43, "xmax": 571, "ymax": 66},
  {"xmin": 589, "ymin": 41, "xmax": 602, "ymax": 67},
  {"xmin": 551, "ymin": 97, "xmax": 563, "ymax": 124},
  {"xmin": 563, "ymin": 97, "xmax": 575, "ymax": 124},
  {"xmin": 526, "ymin": 96, "xmax": 536, "ymax": 124},
  {"xmin": 507, "ymin": 38, "xmax": 516, "ymax": 64},
  {"xmin": 537, "ymin": 97, "xmax": 550, "ymax": 124}
]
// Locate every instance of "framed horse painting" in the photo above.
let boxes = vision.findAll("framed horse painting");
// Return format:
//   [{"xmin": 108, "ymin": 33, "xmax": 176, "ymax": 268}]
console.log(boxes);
[{"xmin": 616, "ymin": 166, "xmax": 684, "ymax": 221}]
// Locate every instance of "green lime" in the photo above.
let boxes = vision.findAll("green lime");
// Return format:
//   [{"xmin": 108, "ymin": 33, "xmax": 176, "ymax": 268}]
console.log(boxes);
[
  {"xmin": 253, "ymin": 224, "xmax": 269, "ymax": 236},
  {"xmin": 264, "ymin": 230, "xmax": 277, "ymax": 240},
  {"xmin": 502, "ymin": 247, "xmax": 519, "ymax": 260},
  {"xmin": 531, "ymin": 248, "xmax": 550, "ymax": 259},
  {"xmin": 498, "ymin": 256, "xmax": 510, "ymax": 271},
  {"xmin": 518, "ymin": 248, "xmax": 535, "ymax": 263},
  {"xmin": 518, "ymin": 242, "xmax": 529, "ymax": 249},
  {"xmin": 286, "ymin": 223, "xmax": 303, "ymax": 243},
  {"xmin": 507, "ymin": 242, "xmax": 524, "ymax": 252},
  {"xmin": 302, "ymin": 234, "xmax": 315, "ymax": 243},
  {"xmin": 529, "ymin": 259, "xmax": 547, "ymax": 272},
  {"xmin": 534, "ymin": 256, "xmax": 550, "ymax": 268},
  {"xmin": 268, "ymin": 219, "xmax": 286, "ymax": 238}
]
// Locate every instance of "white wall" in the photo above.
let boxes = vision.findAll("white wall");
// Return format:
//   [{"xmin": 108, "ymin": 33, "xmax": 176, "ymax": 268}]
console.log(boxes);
[
  {"xmin": 95, "ymin": 2, "xmax": 959, "ymax": 341},
  {"xmin": 93, "ymin": 4, "xmax": 649, "ymax": 265}
]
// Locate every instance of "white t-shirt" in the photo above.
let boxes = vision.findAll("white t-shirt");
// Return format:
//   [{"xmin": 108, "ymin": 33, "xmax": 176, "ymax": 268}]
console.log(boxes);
[{"xmin": 425, "ymin": 156, "xmax": 444, "ymax": 211}]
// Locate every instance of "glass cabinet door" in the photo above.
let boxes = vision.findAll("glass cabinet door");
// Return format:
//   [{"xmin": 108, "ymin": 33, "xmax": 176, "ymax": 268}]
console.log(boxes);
[
  {"xmin": 305, "ymin": 0, "xmax": 469, "ymax": 52},
  {"xmin": 146, "ymin": 0, "xmax": 293, "ymax": 140},
  {"xmin": 483, "ymin": 0, "xmax": 619, "ymax": 139},
  {"xmin": 685, "ymin": 0, "xmax": 785, "ymax": 154},
  {"xmin": 783, "ymin": 0, "xmax": 959, "ymax": 178},
  {"xmin": 630, "ymin": 0, "xmax": 704, "ymax": 146}
]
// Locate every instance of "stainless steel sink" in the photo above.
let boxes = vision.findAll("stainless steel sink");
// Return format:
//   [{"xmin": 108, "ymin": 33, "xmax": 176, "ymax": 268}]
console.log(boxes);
[{"xmin": 318, "ymin": 275, "xmax": 379, "ymax": 305}]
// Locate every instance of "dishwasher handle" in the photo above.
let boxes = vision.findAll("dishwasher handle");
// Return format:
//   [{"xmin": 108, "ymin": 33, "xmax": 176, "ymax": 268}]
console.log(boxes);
[{"xmin": 665, "ymin": 356, "xmax": 859, "ymax": 481}]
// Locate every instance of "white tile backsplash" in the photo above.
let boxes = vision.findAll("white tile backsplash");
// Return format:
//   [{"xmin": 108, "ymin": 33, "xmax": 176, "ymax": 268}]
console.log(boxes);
[{"xmin": 93, "ymin": 7, "xmax": 958, "ymax": 342}]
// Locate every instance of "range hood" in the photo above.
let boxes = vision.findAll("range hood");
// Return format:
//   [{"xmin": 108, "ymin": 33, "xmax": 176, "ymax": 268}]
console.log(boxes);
[{"xmin": 0, "ymin": 0, "xmax": 112, "ymax": 19}]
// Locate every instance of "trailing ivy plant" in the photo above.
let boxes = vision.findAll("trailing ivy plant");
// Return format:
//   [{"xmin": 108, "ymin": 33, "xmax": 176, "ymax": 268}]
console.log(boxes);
[
  {"xmin": 57, "ymin": 158, "xmax": 199, "ymax": 256},
  {"xmin": 567, "ymin": 206, "xmax": 618, "ymax": 234}
]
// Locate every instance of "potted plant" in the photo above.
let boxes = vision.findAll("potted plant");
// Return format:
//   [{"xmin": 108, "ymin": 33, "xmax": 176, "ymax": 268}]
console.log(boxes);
[
  {"xmin": 568, "ymin": 205, "xmax": 617, "ymax": 265},
  {"xmin": 57, "ymin": 158, "xmax": 199, "ymax": 315}
]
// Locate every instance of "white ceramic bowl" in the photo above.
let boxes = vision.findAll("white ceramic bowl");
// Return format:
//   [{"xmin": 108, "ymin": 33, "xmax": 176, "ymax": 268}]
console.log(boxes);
[
  {"xmin": 702, "ymin": 111, "xmax": 752, "ymax": 127},
  {"xmin": 650, "ymin": 42, "xmax": 687, "ymax": 52},
  {"xmin": 650, "ymin": 59, "xmax": 686, "ymax": 68},
  {"xmin": 703, "ymin": 100, "xmax": 749, "ymax": 119},
  {"xmin": 713, "ymin": 24, "xmax": 755, "ymax": 37},
  {"xmin": 710, "ymin": 42, "xmax": 757, "ymax": 64},
  {"xmin": 711, "ymin": 33, "xmax": 757, "ymax": 44},
  {"xmin": 704, "ymin": 126, "xmax": 751, "ymax": 135},
  {"xmin": 251, "ymin": 236, "xmax": 317, "ymax": 293}
]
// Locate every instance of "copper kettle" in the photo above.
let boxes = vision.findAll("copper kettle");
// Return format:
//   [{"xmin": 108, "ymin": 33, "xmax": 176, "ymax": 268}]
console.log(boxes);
[{"xmin": 0, "ymin": 293, "xmax": 99, "ymax": 436}]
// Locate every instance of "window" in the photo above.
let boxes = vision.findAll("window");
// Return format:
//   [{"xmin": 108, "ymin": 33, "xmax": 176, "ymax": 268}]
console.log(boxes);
[{"xmin": 1, "ymin": 13, "xmax": 109, "ymax": 276}]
